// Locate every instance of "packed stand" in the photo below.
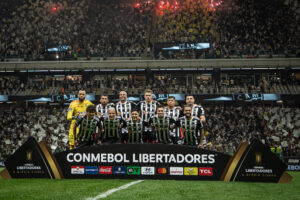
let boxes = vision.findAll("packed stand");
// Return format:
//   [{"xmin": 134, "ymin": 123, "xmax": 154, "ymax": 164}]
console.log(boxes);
[
  {"xmin": 0, "ymin": 0, "xmax": 299, "ymax": 60},
  {"xmin": 205, "ymin": 105, "xmax": 300, "ymax": 157},
  {"xmin": 1, "ymin": 73, "xmax": 300, "ymax": 95},
  {"xmin": 0, "ymin": 0, "xmax": 150, "ymax": 60},
  {"xmin": 0, "ymin": 105, "xmax": 69, "ymax": 162}
]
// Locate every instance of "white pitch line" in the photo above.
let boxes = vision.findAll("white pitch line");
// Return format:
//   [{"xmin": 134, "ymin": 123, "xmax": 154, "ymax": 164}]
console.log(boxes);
[{"xmin": 85, "ymin": 180, "xmax": 144, "ymax": 200}]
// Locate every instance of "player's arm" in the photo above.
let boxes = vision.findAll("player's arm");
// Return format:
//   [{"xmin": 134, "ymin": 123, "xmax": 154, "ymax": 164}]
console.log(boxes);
[
  {"xmin": 147, "ymin": 117, "xmax": 153, "ymax": 127},
  {"xmin": 98, "ymin": 117, "xmax": 104, "ymax": 143},
  {"xmin": 97, "ymin": 120, "xmax": 102, "ymax": 144},
  {"xmin": 67, "ymin": 102, "xmax": 75, "ymax": 120},
  {"xmin": 120, "ymin": 118, "xmax": 127, "ymax": 129},
  {"xmin": 73, "ymin": 117, "xmax": 82, "ymax": 146},
  {"xmin": 169, "ymin": 118, "xmax": 176, "ymax": 130},
  {"xmin": 199, "ymin": 106, "xmax": 206, "ymax": 123},
  {"xmin": 197, "ymin": 120, "xmax": 204, "ymax": 149},
  {"xmin": 136, "ymin": 101, "xmax": 143, "ymax": 120}
]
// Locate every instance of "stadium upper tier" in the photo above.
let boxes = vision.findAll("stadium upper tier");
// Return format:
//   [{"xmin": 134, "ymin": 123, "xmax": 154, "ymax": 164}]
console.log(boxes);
[
  {"xmin": 0, "ymin": 58, "xmax": 300, "ymax": 70},
  {"xmin": 0, "ymin": 0, "xmax": 299, "ymax": 60}
]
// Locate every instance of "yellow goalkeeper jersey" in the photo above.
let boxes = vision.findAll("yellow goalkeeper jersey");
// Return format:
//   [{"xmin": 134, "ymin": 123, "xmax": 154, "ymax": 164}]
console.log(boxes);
[{"xmin": 67, "ymin": 99, "xmax": 94, "ymax": 122}]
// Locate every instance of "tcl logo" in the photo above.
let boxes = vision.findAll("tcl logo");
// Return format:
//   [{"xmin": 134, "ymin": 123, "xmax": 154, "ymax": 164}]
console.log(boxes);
[
  {"xmin": 99, "ymin": 166, "xmax": 112, "ymax": 174},
  {"xmin": 199, "ymin": 168, "xmax": 213, "ymax": 176}
]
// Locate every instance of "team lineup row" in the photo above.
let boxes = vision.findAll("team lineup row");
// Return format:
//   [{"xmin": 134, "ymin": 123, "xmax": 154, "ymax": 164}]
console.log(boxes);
[{"xmin": 67, "ymin": 89, "xmax": 206, "ymax": 150}]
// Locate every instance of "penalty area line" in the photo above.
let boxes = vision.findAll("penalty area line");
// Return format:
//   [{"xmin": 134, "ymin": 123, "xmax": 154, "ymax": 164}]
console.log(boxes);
[{"xmin": 85, "ymin": 180, "xmax": 144, "ymax": 200}]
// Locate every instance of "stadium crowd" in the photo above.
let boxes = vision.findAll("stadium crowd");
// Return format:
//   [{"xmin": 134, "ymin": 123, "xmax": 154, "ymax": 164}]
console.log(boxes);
[
  {"xmin": 0, "ymin": 103, "xmax": 299, "ymax": 162},
  {"xmin": 1, "ymin": 73, "xmax": 300, "ymax": 95},
  {"xmin": 0, "ymin": 0, "xmax": 299, "ymax": 60}
]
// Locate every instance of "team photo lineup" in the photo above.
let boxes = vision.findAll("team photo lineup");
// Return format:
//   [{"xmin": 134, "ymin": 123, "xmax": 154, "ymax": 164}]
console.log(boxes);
[
  {"xmin": 0, "ymin": 0, "xmax": 299, "ymax": 199},
  {"xmin": 68, "ymin": 89, "xmax": 205, "ymax": 149}
]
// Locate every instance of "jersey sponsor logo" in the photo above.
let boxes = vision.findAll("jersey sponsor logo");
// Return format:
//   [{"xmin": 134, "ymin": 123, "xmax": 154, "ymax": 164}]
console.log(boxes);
[
  {"xmin": 184, "ymin": 167, "xmax": 198, "ymax": 176},
  {"xmin": 198, "ymin": 167, "xmax": 213, "ymax": 176},
  {"xmin": 99, "ymin": 166, "xmax": 112, "ymax": 174},
  {"xmin": 157, "ymin": 167, "xmax": 168, "ymax": 175},
  {"xmin": 113, "ymin": 166, "xmax": 127, "ymax": 175},
  {"xmin": 71, "ymin": 166, "xmax": 84, "ymax": 174},
  {"xmin": 127, "ymin": 166, "xmax": 141, "ymax": 175},
  {"xmin": 141, "ymin": 167, "xmax": 155, "ymax": 175},
  {"xmin": 85, "ymin": 166, "xmax": 98, "ymax": 174},
  {"xmin": 170, "ymin": 167, "xmax": 183, "ymax": 175}
]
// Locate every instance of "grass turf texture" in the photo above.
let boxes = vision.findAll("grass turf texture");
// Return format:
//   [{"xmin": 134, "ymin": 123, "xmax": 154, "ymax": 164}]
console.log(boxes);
[{"xmin": 0, "ymin": 168, "xmax": 299, "ymax": 200}]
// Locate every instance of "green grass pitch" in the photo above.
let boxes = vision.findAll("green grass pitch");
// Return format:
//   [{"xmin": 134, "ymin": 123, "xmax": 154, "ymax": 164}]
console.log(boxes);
[{"xmin": 0, "ymin": 168, "xmax": 299, "ymax": 200}]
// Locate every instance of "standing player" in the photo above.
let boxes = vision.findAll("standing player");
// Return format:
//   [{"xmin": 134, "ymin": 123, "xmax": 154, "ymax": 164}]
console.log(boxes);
[
  {"xmin": 73, "ymin": 105, "xmax": 101, "ymax": 148},
  {"xmin": 115, "ymin": 91, "xmax": 136, "ymax": 119},
  {"xmin": 115, "ymin": 91, "xmax": 136, "ymax": 142},
  {"xmin": 96, "ymin": 95, "xmax": 114, "ymax": 118},
  {"xmin": 185, "ymin": 95, "xmax": 205, "ymax": 122},
  {"xmin": 149, "ymin": 106, "xmax": 176, "ymax": 144},
  {"xmin": 137, "ymin": 89, "xmax": 160, "ymax": 143},
  {"xmin": 126, "ymin": 110, "xmax": 145, "ymax": 143},
  {"xmin": 99, "ymin": 107, "xmax": 126, "ymax": 144},
  {"xmin": 165, "ymin": 96, "xmax": 182, "ymax": 144},
  {"xmin": 186, "ymin": 95, "xmax": 207, "ymax": 146},
  {"xmin": 67, "ymin": 90, "xmax": 94, "ymax": 150},
  {"xmin": 176, "ymin": 105, "xmax": 204, "ymax": 148},
  {"xmin": 138, "ymin": 89, "xmax": 160, "ymax": 121}
]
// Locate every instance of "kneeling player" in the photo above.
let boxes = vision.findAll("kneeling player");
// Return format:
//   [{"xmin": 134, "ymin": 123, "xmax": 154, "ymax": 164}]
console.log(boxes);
[
  {"xmin": 176, "ymin": 105, "xmax": 204, "ymax": 148},
  {"xmin": 99, "ymin": 107, "xmax": 126, "ymax": 144},
  {"xmin": 149, "ymin": 106, "xmax": 176, "ymax": 144},
  {"xmin": 126, "ymin": 110, "xmax": 145, "ymax": 143},
  {"xmin": 73, "ymin": 105, "xmax": 101, "ymax": 148}
]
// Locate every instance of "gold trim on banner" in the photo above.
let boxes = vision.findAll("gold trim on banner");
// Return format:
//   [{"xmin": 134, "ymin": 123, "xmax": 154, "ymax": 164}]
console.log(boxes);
[
  {"xmin": 39, "ymin": 141, "xmax": 63, "ymax": 179},
  {"xmin": 278, "ymin": 172, "xmax": 293, "ymax": 183},
  {"xmin": 223, "ymin": 142, "xmax": 249, "ymax": 182},
  {"xmin": 0, "ymin": 168, "xmax": 11, "ymax": 179}
]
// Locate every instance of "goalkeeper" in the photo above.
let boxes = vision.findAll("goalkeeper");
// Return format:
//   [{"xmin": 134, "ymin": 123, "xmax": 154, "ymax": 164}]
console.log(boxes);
[{"xmin": 67, "ymin": 90, "xmax": 94, "ymax": 150}]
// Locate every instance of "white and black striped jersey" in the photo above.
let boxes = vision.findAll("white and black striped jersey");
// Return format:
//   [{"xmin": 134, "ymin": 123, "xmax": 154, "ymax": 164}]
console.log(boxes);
[
  {"xmin": 165, "ymin": 107, "xmax": 182, "ymax": 120},
  {"xmin": 149, "ymin": 115, "xmax": 175, "ymax": 144},
  {"xmin": 96, "ymin": 103, "xmax": 115, "ymax": 118},
  {"xmin": 115, "ymin": 101, "xmax": 136, "ymax": 120},
  {"xmin": 75, "ymin": 116, "xmax": 101, "ymax": 142},
  {"xmin": 137, "ymin": 101, "xmax": 160, "ymax": 122},
  {"xmin": 126, "ymin": 119, "xmax": 145, "ymax": 143},
  {"xmin": 100, "ymin": 116, "xmax": 126, "ymax": 141},
  {"xmin": 191, "ymin": 104, "xmax": 205, "ymax": 118},
  {"xmin": 176, "ymin": 116, "xmax": 203, "ymax": 146},
  {"xmin": 165, "ymin": 106, "xmax": 182, "ymax": 138}
]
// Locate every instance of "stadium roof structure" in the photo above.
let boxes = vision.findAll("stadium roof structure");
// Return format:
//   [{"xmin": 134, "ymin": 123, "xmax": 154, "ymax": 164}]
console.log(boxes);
[{"xmin": 0, "ymin": 58, "xmax": 299, "ymax": 71}]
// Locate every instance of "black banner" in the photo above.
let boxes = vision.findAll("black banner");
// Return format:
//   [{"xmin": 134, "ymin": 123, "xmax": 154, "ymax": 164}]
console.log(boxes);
[
  {"xmin": 4, "ymin": 137, "xmax": 55, "ymax": 178},
  {"xmin": 55, "ymin": 144, "xmax": 230, "ymax": 180},
  {"xmin": 225, "ymin": 140, "xmax": 287, "ymax": 182},
  {"xmin": 2, "ymin": 138, "xmax": 292, "ymax": 182}
]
